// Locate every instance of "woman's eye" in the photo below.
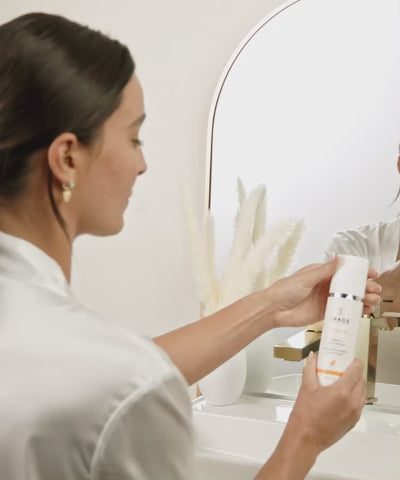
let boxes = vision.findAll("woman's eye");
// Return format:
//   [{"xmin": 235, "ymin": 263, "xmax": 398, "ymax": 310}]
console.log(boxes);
[{"xmin": 132, "ymin": 139, "xmax": 144, "ymax": 148}]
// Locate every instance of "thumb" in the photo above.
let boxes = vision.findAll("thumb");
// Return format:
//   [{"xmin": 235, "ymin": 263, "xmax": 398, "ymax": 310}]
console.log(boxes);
[
  {"xmin": 302, "ymin": 351, "xmax": 319, "ymax": 390},
  {"xmin": 299, "ymin": 255, "xmax": 339, "ymax": 289}
]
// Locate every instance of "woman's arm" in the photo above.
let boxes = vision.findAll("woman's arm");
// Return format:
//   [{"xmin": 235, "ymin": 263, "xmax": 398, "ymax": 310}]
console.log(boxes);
[
  {"xmin": 154, "ymin": 290, "xmax": 275, "ymax": 386},
  {"xmin": 154, "ymin": 257, "xmax": 380, "ymax": 385}
]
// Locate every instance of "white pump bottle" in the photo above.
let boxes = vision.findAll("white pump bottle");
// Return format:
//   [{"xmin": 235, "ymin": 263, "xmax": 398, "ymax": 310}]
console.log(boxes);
[{"xmin": 317, "ymin": 254, "xmax": 369, "ymax": 386}]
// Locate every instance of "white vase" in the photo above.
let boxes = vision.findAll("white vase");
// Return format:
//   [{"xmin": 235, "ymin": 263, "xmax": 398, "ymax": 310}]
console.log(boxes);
[
  {"xmin": 198, "ymin": 350, "xmax": 247, "ymax": 405},
  {"xmin": 244, "ymin": 331, "xmax": 274, "ymax": 393}
]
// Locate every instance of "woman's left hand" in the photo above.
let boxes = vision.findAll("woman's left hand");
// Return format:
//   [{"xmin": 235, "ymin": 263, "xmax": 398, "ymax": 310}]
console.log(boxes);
[{"xmin": 267, "ymin": 256, "xmax": 381, "ymax": 329}]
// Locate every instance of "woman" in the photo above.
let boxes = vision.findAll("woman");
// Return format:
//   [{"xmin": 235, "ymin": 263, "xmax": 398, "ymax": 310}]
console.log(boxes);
[
  {"xmin": 0, "ymin": 13, "xmax": 381, "ymax": 480},
  {"xmin": 325, "ymin": 150, "xmax": 400, "ymax": 313},
  {"xmin": 326, "ymin": 216, "xmax": 400, "ymax": 319},
  {"xmin": 325, "ymin": 153, "xmax": 400, "ymax": 383}
]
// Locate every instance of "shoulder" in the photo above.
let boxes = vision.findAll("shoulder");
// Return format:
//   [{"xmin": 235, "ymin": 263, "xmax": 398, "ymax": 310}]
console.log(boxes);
[
  {"xmin": 328, "ymin": 218, "xmax": 400, "ymax": 247},
  {"xmin": 384, "ymin": 216, "xmax": 400, "ymax": 235},
  {"xmin": 0, "ymin": 286, "xmax": 193, "ymax": 479},
  {"xmin": 325, "ymin": 223, "xmax": 371, "ymax": 258},
  {"xmin": 324, "ymin": 218, "xmax": 400, "ymax": 269}
]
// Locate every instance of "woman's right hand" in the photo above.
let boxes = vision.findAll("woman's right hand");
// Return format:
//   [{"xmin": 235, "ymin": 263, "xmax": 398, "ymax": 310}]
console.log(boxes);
[
  {"xmin": 255, "ymin": 352, "xmax": 366, "ymax": 480},
  {"xmin": 289, "ymin": 352, "xmax": 366, "ymax": 453}
]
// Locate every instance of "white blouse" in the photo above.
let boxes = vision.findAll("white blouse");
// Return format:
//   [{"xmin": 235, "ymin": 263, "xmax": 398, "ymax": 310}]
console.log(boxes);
[
  {"xmin": 324, "ymin": 218, "xmax": 400, "ymax": 385},
  {"xmin": 324, "ymin": 217, "xmax": 400, "ymax": 273},
  {"xmin": 0, "ymin": 232, "xmax": 194, "ymax": 480}
]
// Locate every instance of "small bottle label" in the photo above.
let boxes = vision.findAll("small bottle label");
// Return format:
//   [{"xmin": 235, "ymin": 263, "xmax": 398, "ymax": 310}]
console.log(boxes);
[{"xmin": 317, "ymin": 296, "xmax": 363, "ymax": 386}]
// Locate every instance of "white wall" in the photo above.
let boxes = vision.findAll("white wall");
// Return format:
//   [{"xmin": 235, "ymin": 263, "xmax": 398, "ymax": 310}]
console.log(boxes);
[{"xmin": 1, "ymin": 0, "xmax": 284, "ymax": 337}]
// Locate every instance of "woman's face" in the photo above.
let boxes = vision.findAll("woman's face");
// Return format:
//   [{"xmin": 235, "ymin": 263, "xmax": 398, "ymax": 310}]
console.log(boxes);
[{"xmin": 76, "ymin": 74, "xmax": 147, "ymax": 236}]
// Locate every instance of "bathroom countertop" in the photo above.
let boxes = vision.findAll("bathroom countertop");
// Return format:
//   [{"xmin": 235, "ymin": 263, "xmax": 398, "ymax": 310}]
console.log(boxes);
[{"xmin": 193, "ymin": 391, "xmax": 400, "ymax": 480}]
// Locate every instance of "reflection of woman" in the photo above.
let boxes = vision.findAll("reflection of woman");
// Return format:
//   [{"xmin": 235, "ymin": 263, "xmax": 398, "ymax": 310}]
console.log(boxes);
[
  {"xmin": 325, "ymin": 159, "xmax": 400, "ymax": 384},
  {"xmin": 325, "ymin": 216, "xmax": 400, "ymax": 317},
  {"xmin": 0, "ymin": 13, "xmax": 380, "ymax": 480}
]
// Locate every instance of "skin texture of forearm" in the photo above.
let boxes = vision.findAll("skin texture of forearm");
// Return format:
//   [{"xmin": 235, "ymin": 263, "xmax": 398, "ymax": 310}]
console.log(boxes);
[{"xmin": 153, "ymin": 290, "xmax": 275, "ymax": 385}]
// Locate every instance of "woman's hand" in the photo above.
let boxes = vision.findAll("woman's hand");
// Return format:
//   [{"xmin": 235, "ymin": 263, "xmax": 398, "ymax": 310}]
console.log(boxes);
[
  {"xmin": 254, "ymin": 352, "xmax": 366, "ymax": 480},
  {"xmin": 155, "ymin": 255, "xmax": 380, "ymax": 386},
  {"xmin": 267, "ymin": 256, "xmax": 381, "ymax": 329},
  {"xmin": 289, "ymin": 352, "xmax": 366, "ymax": 452}
]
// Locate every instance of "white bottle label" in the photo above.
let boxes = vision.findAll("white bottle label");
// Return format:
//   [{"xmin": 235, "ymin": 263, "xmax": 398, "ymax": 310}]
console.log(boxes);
[{"xmin": 317, "ymin": 296, "xmax": 362, "ymax": 386}]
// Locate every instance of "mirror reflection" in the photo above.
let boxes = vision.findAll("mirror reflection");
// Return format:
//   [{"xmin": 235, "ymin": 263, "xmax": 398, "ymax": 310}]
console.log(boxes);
[{"xmin": 207, "ymin": 0, "xmax": 400, "ymax": 392}]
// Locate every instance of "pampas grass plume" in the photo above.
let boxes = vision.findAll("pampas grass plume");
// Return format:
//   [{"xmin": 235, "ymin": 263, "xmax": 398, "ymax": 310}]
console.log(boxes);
[{"xmin": 183, "ymin": 178, "xmax": 305, "ymax": 315}]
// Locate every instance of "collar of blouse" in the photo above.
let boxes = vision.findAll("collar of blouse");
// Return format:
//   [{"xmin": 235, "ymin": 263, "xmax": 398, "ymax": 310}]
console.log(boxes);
[{"xmin": 0, "ymin": 231, "xmax": 70, "ymax": 297}]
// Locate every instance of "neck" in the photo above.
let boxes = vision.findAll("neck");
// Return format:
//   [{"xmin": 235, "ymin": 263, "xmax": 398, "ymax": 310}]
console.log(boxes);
[{"xmin": 0, "ymin": 195, "xmax": 73, "ymax": 283}]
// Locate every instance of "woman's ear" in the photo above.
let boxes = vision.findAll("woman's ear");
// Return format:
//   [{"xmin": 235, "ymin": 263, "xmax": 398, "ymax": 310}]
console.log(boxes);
[{"xmin": 47, "ymin": 132, "xmax": 80, "ymax": 185}]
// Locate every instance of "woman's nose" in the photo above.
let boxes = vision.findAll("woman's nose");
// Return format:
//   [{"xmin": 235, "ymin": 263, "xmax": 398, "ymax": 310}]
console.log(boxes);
[{"xmin": 138, "ymin": 152, "xmax": 147, "ymax": 175}]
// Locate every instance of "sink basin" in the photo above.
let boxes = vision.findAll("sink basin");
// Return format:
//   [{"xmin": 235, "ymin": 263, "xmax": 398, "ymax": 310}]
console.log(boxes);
[
  {"xmin": 192, "ymin": 377, "xmax": 400, "ymax": 480},
  {"xmin": 194, "ymin": 451, "xmax": 260, "ymax": 480}
]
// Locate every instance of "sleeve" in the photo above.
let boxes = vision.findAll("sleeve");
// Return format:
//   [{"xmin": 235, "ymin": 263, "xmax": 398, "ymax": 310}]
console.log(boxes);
[
  {"xmin": 324, "ymin": 229, "xmax": 370, "ymax": 262},
  {"xmin": 91, "ymin": 372, "xmax": 195, "ymax": 480}
]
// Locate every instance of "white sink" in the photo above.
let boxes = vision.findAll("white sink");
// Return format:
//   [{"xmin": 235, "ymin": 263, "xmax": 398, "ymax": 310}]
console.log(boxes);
[{"xmin": 192, "ymin": 377, "xmax": 400, "ymax": 480}]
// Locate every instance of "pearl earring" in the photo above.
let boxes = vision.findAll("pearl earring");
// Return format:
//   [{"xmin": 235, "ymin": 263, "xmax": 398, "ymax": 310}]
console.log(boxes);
[{"xmin": 62, "ymin": 180, "xmax": 75, "ymax": 203}]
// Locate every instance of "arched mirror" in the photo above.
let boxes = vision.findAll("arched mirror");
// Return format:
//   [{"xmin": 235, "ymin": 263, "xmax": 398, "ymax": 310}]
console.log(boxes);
[{"xmin": 207, "ymin": 0, "xmax": 400, "ymax": 387}]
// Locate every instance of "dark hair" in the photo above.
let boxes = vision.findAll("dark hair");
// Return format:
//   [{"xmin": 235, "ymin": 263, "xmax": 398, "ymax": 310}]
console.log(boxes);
[{"xmin": 0, "ymin": 12, "xmax": 134, "ymax": 232}]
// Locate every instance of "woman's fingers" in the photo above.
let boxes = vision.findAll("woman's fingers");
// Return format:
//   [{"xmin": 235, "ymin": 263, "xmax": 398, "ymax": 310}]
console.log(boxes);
[
  {"xmin": 362, "ymin": 304, "xmax": 374, "ymax": 315},
  {"xmin": 363, "ymin": 292, "xmax": 381, "ymax": 305},
  {"xmin": 338, "ymin": 358, "xmax": 364, "ymax": 391},
  {"xmin": 354, "ymin": 375, "xmax": 368, "ymax": 410},
  {"xmin": 295, "ymin": 256, "xmax": 339, "ymax": 289},
  {"xmin": 366, "ymin": 278, "xmax": 382, "ymax": 294},
  {"xmin": 363, "ymin": 279, "xmax": 381, "ymax": 314},
  {"xmin": 302, "ymin": 351, "xmax": 319, "ymax": 390},
  {"xmin": 367, "ymin": 266, "xmax": 379, "ymax": 280},
  {"xmin": 342, "ymin": 362, "xmax": 367, "ymax": 418},
  {"xmin": 293, "ymin": 259, "xmax": 378, "ymax": 294}
]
